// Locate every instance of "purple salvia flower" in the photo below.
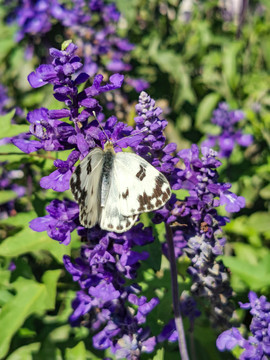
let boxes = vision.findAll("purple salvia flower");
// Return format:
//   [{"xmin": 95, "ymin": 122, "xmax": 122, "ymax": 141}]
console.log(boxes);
[
  {"xmin": 6, "ymin": 0, "xmax": 148, "ymax": 93},
  {"xmin": 217, "ymin": 291, "xmax": 270, "ymax": 359},
  {"xmin": 154, "ymin": 144, "xmax": 245, "ymax": 328},
  {"xmin": 29, "ymin": 199, "xmax": 79, "ymax": 245},
  {"xmin": 202, "ymin": 102, "xmax": 253, "ymax": 158},
  {"xmin": 133, "ymin": 91, "xmax": 179, "ymax": 177},
  {"xmin": 11, "ymin": 0, "xmax": 52, "ymax": 42},
  {"xmin": 22, "ymin": 57, "xmax": 163, "ymax": 357},
  {"xmin": 133, "ymin": 92, "xmax": 243, "ymax": 330},
  {"xmin": 15, "ymin": 43, "xmax": 125, "ymax": 193},
  {"xmin": 63, "ymin": 224, "xmax": 159, "ymax": 356}
]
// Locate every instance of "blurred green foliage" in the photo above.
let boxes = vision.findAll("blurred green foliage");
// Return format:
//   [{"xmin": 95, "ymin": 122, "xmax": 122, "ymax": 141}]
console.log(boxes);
[{"xmin": 0, "ymin": 0, "xmax": 269, "ymax": 359}]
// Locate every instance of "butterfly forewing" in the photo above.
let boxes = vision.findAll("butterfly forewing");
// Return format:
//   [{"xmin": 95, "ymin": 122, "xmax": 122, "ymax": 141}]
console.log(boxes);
[
  {"xmin": 113, "ymin": 152, "xmax": 172, "ymax": 217},
  {"xmin": 70, "ymin": 147, "xmax": 104, "ymax": 228}
]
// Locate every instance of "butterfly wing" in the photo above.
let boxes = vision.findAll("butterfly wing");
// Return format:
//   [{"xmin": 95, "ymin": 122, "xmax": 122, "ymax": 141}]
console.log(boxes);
[
  {"xmin": 99, "ymin": 171, "xmax": 138, "ymax": 232},
  {"xmin": 70, "ymin": 147, "xmax": 104, "ymax": 228},
  {"xmin": 113, "ymin": 152, "xmax": 171, "ymax": 217}
]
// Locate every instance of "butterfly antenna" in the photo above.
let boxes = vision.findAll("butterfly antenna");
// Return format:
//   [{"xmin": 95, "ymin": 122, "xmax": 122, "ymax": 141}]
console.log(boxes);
[{"xmin": 92, "ymin": 111, "xmax": 110, "ymax": 142}]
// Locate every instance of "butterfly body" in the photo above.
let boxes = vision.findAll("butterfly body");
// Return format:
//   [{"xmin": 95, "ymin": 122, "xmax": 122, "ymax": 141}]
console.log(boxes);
[
  {"xmin": 70, "ymin": 141, "xmax": 171, "ymax": 233},
  {"xmin": 100, "ymin": 144, "xmax": 115, "ymax": 207}
]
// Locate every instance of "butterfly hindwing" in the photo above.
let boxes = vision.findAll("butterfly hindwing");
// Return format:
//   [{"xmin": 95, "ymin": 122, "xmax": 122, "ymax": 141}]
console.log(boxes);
[
  {"xmin": 70, "ymin": 147, "xmax": 104, "ymax": 228},
  {"xmin": 113, "ymin": 152, "xmax": 171, "ymax": 217},
  {"xmin": 99, "ymin": 172, "xmax": 139, "ymax": 232}
]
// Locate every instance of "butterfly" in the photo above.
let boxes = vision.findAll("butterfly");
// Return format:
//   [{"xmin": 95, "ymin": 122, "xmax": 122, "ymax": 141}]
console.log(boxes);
[{"xmin": 70, "ymin": 140, "xmax": 171, "ymax": 233}]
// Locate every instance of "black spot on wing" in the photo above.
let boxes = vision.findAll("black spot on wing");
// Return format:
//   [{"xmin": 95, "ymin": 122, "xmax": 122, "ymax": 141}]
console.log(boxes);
[
  {"xmin": 136, "ymin": 173, "xmax": 171, "ymax": 213},
  {"xmin": 70, "ymin": 165, "xmax": 81, "ymax": 200},
  {"xmin": 136, "ymin": 164, "xmax": 146, "ymax": 181},
  {"xmin": 86, "ymin": 158, "xmax": 92, "ymax": 174},
  {"xmin": 70, "ymin": 164, "xmax": 89, "ymax": 208},
  {"xmin": 122, "ymin": 188, "xmax": 129, "ymax": 199},
  {"xmin": 79, "ymin": 207, "xmax": 96, "ymax": 228}
]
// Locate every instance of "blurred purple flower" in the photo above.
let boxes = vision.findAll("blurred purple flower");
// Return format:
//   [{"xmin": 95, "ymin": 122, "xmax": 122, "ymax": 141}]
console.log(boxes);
[
  {"xmin": 202, "ymin": 102, "xmax": 253, "ymax": 158},
  {"xmin": 0, "ymin": 84, "xmax": 10, "ymax": 115},
  {"xmin": 6, "ymin": 0, "xmax": 142, "ymax": 92},
  {"xmin": 125, "ymin": 78, "xmax": 149, "ymax": 92},
  {"xmin": 8, "ymin": 261, "xmax": 16, "ymax": 271},
  {"xmin": 0, "ymin": 164, "xmax": 25, "ymax": 219}
]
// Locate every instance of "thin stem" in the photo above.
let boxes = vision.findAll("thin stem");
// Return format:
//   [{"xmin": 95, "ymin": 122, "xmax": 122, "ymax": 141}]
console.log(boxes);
[
  {"xmin": 236, "ymin": 0, "xmax": 249, "ymax": 39},
  {"xmin": 189, "ymin": 331, "xmax": 197, "ymax": 360},
  {"xmin": 165, "ymin": 223, "xmax": 189, "ymax": 360},
  {"xmin": 0, "ymin": 152, "xmax": 56, "ymax": 160}
]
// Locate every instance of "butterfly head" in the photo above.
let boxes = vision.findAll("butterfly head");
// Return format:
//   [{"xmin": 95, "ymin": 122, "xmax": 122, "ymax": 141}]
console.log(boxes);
[{"xmin": 104, "ymin": 140, "xmax": 116, "ymax": 154}]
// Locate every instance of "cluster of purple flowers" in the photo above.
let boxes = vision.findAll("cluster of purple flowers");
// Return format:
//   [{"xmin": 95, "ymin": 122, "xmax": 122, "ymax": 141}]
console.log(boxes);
[
  {"xmin": 15, "ymin": 42, "xmax": 248, "ymax": 357},
  {"xmin": 63, "ymin": 225, "xmax": 158, "ymax": 358},
  {"xmin": 153, "ymin": 143, "xmax": 245, "ymax": 328},
  {"xmin": 217, "ymin": 291, "xmax": 270, "ymax": 359},
  {"xmin": 5, "ymin": 0, "xmax": 147, "ymax": 92},
  {"xmin": 202, "ymin": 102, "xmax": 253, "ymax": 158}
]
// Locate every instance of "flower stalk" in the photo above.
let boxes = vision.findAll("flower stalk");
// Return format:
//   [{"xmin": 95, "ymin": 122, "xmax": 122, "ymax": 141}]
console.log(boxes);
[{"xmin": 166, "ymin": 223, "xmax": 190, "ymax": 360}]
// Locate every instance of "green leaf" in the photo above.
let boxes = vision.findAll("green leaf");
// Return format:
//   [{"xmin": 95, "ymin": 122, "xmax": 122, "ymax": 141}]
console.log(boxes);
[
  {"xmin": 195, "ymin": 92, "xmax": 221, "ymax": 129},
  {"xmin": 0, "ymin": 20, "xmax": 16, "ymax": 63},
  {"xmin": 42, "ymin": 270, "xmax": 62, "ymax": 309},
  {"xmin": 260, "ymin": 184, "xmax": 270, "ymax": 199},
  {"xmin": 0, "ymin": 212, "xmax": 70, "ymax": 263},
  {"xmin": 0, "ymin": 278, "xmax": 47, "ymax": 358},
  {"xmin": 0, "ymin": 190, "xmax": 18, "ymax": 204},
  {"xmin": 152, "ymin": 348, "xmax": 164, "ymax": 360},
  {"xmin": 222, "ymin": 254, "xmax": 270, "ymax": 290},
  {"xmin": 261, "ymin": 36, "xmax": 270, "ymax": 71},
  {"xmin": 0, "ymin": 289, "xmax": 14, "ymax": 306},
  {"xmin": 48, "ymin": 325, "xmax": 71, "ymax": 342},
  {"xmin": 149, "ymin": 47, "xmax": 195, "ymax": 106},
  {"xmin": 248, "ymin": 212, "xmax": 270, "ymax": 233},
  {"xmin": 222, "ymin": 42, "xmax": 242, "ymax": 91},
  {"xmin": 114, "ymin": 0, "xmax": 138, "ymax": 24},
  {"xmin": 232, "ymin": 243, "xmax": 263, "ymax": 265},
  {"xmin": 0, "ymin": 212, "xmax": 33, "ymax": 227},
  {"xmin": 6, "ymin": 343, "xmax": 41, "ymax": 360},
  {"xmin": 0, "ymin": 144, "xmax": 26, "ymax": 162},
  {"xmin": 65, "ymin": 341, "xmax": 86, "ymax": 360},
  {"xmin": 0, "ymin": 110, "xmax": 29, "ymax": 138}
]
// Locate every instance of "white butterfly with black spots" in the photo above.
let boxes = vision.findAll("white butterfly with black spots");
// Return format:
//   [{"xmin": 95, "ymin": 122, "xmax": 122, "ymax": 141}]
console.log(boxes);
[{"xmin": 70, "ymin": 141, "xmax": 172, "ymax": 233}]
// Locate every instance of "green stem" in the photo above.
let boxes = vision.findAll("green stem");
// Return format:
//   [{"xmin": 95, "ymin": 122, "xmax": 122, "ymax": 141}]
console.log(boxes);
[
  {"xmin": 0, "ymin": 152, "xmax": 56, "ymax": 160},
  {"xmin": 165, "ymin": 223, "xmax": 189, "ymax": 360}
]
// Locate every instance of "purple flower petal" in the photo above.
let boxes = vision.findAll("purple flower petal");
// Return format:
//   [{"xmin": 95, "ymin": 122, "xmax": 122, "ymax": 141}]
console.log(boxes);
[
  {"xmin": 12, "ymin": 138, "xmax": 43, "ymax": 153},
  {"xmin": 40, "ymin": 168, "xmax": 72, "ymax": 192},
  {"xmin": 216, "ymin": 328, "xmax": 243, "ymax": 351}
]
